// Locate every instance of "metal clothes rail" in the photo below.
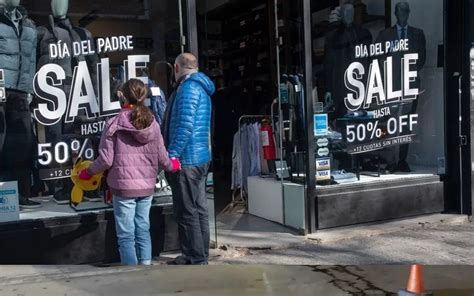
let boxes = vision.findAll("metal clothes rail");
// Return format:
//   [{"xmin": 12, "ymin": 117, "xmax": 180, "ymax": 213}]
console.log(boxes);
[{"xmin": 229, "ymin": 114, "xmax": 280, "ymax": 210}]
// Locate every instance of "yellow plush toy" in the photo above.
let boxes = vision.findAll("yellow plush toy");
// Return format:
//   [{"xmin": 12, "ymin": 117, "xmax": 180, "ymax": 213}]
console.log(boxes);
[{"xmin": 70, "ymin": 159, "xmax": 103, "ymax": 205}]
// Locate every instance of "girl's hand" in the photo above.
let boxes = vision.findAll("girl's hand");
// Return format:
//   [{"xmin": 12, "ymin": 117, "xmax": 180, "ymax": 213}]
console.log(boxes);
[
  {"xmin": 170, "ymin": 158, "xmax": 181, "ymax": 172},
  {"xmin": 79, "ymin": 170, "xmax": 92, "ymax": 180}
]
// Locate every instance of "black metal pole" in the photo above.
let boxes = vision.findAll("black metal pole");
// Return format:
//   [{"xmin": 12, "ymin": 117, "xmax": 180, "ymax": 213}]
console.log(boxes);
[
  {"xmin": 470, "ymin": 0, "xmax": 474, "ymax": 217},
  {"xmin": 302, "ymin": 0, "xmax": 317, "ymax": 233},
  {"xmin": 186, "ymin": 0, "xmax": 199, "ymax": 57}
]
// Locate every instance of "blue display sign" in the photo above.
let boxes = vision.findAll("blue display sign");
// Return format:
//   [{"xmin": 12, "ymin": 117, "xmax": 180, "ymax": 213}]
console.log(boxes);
[{"xmin": 314, "ymin": 114, "xmax": 328, "ymax": 137}]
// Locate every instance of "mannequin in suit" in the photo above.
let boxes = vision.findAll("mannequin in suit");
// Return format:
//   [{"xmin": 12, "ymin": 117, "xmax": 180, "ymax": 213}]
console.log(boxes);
[
  {"xmin": 377, "ymin": 1, "xmax": 426, "ymax": 172},
  {"xmin": 377, "ymin": 1, "xmax": 426, "ymax": 82}
]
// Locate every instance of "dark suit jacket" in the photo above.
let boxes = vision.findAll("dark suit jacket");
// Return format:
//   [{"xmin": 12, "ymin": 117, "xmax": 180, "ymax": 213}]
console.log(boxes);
[
  {"xmin": 377, "ymin": 25, "xmax": 426, "ymax": 95},
  {"xmin": 377, "ymin": 25, "xmax": 426, "ymax": 71}
]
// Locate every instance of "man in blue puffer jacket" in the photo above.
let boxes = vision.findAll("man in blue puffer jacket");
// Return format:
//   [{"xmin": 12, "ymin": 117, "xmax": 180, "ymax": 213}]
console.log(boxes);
[{"xmin": 163, "ymin": 53, "xmax": 215, "ymax": 265}]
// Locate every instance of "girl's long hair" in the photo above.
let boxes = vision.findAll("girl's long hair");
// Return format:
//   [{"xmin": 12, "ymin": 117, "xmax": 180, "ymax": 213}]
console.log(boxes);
[{"xmin": 122, "ymin": 79, "xmax": 154, "ymax": 130}]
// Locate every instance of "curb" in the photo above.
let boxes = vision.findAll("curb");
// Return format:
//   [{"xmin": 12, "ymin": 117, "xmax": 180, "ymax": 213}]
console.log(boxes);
[{"xmin": 0, "ymin": 266, "xmax": 150, "ymax": 287}]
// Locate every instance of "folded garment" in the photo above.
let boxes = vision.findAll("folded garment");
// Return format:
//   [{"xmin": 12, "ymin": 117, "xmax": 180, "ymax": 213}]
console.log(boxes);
[
  {"xmin": 327, "ymin": 128, "xmax": 342, "ymax": 140},
  {"xmin": 331, "ymin": 170, "xmax": 358, "ymax": 184},
  {"xmin": 345, "ymin": 111, "xmax": 375, "ymax": 119}
]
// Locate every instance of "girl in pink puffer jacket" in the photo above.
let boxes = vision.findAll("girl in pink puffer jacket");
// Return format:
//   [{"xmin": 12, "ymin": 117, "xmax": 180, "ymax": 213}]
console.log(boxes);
[{"xmin": 79, "ymin": 79, "xmax": 180, "ymax": 265}]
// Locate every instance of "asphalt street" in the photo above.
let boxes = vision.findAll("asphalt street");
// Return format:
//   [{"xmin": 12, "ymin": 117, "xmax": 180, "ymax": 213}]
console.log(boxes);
[{"xmin": 1, "ymin": 265, "xmax": 473, "ymax": 295}]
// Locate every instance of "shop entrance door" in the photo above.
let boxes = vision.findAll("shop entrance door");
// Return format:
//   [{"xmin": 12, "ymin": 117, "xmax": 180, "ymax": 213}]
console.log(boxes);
[
  {"xmin": 196, "ymin": 0, "xmax": 311, "ymax": 248},
  {"xmin": 445, "ymin": 0, "xmax": 473, "ymax": 216}
]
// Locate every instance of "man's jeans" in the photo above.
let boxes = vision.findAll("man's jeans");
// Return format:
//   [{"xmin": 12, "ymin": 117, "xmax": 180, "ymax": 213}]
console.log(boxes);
[
  {"xmin": 167, "ymin": 164, "xmax": 210, "ymax": 264},
  {"xmin": 113, "ymin": 196, "xmax": 153, "ymax": 266}
]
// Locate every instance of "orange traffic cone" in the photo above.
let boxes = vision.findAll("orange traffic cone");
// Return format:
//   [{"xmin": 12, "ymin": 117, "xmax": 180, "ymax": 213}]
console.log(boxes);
[
  {"xmin": 406, "ymin": 265, "xmax": 424, "ymax": 294},
  {"xmin": 398, "ymin": 265, "xmax": 425, "ymax": 296}
]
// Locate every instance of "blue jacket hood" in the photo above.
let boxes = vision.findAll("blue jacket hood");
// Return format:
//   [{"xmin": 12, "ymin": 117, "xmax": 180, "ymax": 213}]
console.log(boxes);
[{"xmin": 186, "ymin": 72, "xmax": 216, "ymax": 96}]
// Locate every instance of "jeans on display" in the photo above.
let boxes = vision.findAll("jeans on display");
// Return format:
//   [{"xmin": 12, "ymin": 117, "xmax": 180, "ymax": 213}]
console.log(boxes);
[
  {"xmin": 113, "ymin": 196, "xmax": 153, "ymax": 266},
  {"xmin": 166, "ymin": 163, "xmax": 210, "ymax": 265},
  {"xmin": 0, "ymin": 90, "xmax": 34, "ymax": 200}
]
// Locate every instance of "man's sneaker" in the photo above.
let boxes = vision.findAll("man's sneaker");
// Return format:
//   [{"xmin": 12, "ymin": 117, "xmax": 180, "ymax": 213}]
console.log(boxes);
[
  {"xmin": 84, "ymin": 191, "xmax": 103, "ymax": 202},
  {"xmin": 53, "ymin": 190, "xmax": 70, "ymax": 205},
  {"xmin": 167, "ymin": 255, "xmax": 189, "ymax": 265},
  {"xmin": 20, "ymin": 199, "xmax": 42, "ymax": 209}
]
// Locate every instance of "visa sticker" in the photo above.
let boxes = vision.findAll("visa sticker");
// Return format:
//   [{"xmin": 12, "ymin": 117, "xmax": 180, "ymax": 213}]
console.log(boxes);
[
  {"xmin": 316, "ymin": 158, "xmax": 331, "ymax": 171},
  {"xmin": 316, "ymin": 170, "xmax": 331, "ymax": 181}
]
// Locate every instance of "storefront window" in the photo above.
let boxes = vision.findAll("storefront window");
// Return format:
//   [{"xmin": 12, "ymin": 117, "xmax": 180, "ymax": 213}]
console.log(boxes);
[
  {"xmin": 0, "ymin": 0, "xmax": 185, "ymax": 220},
  {"xmin": 312, "ymin": 0, "xmax": 445, "ymax": 187}
]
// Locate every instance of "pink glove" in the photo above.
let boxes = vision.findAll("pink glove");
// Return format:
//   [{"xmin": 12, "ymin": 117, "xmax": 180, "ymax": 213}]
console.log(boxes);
[
  {"xmin": 170, "ymin": 158, "xmax": 181, "ymax": 172},
  {"xmin": 79, "ymin": 170, "xmax": 92, "ymax": 180}
]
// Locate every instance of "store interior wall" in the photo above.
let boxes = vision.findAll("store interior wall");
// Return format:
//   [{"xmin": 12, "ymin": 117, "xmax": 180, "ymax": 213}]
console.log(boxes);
[
  {"xmin": 364, "ymin": 0, "xmax": 384, "ymax": 15},
  {"xmin": 197, "ymin": 0, "xmax": 229, "ymax": 13}
]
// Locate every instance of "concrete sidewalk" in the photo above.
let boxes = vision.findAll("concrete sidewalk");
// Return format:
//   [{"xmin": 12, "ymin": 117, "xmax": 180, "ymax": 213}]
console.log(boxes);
[
  {"xmin": 215, "ymin": 213, "xmax": 468, "ymax": 249},
  {"xmin": 1, "ymin": 265, "xmax": 474, "ymax": 295},
  {"xmin": 211, "ymin": 218, "xmax": 474, "ymax": 265},
  {"xmin": 307, "ymin": 214, "xmax": 469, "ymax": 243}
]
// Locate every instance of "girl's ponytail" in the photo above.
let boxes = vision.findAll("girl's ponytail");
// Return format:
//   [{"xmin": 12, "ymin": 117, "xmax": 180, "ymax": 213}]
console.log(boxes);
[{"xmin": 122, "ymin": 79, "xmax": 154, "ymax": 130}]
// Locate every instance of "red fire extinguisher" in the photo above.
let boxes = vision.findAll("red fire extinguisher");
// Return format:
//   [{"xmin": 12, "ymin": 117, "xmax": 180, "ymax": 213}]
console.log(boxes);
[{"xmin": 261, "ymin": 120, "xmax": 276, "ymax": 160}]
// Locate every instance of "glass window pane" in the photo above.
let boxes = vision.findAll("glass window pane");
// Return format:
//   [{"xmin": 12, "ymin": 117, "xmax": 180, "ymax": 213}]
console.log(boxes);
[
  {"xmin": 0, "ymin": 0, "xmax": 184, "ymax": 218},
  {"xmin": 311, "ymin": 0, "xmax": 445, "ymax": 187}
]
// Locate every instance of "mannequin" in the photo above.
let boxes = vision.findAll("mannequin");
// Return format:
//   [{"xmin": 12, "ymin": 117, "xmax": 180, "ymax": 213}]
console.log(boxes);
[
  {"xmin": 52, "ymin": 0, "xmax": 68, "ymax": 18},
  {"xmin": 377, "ymin": 1, "xmax": 426, "ymax": 172},
  {"xmin": 37, "ymin": 0, "xmax": 98, "ymax": 82},
  {"xmin": 377, "ymin": 2, "xmax": 426, "ymax": 91},
  {"xmin": 329, "ymin": 0, "xmax": 367, "ymax": 26},
  {"xmin": 36, "ymin": 0, "xmax": 100, "ymax": 204},
  {"xmin": 0, "ymin": 0, "xmax": 40, "ymax": 208},
  {"xmin": 323, "ymin": 3, "xmax": 372, "ymax": 119}
]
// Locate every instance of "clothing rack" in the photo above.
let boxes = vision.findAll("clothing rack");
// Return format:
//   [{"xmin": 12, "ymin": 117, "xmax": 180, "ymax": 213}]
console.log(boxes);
[{"xmin": 229, "ymin": 115, "xmax": 270, "ymax": 210}]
